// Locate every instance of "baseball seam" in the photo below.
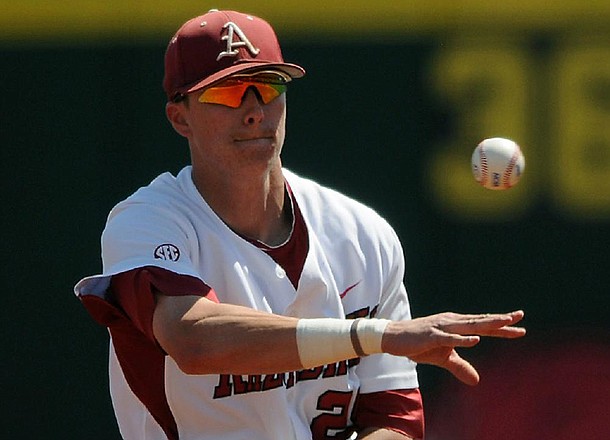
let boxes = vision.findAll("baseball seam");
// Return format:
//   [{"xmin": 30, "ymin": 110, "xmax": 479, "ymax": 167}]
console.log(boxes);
[
  {"xmin": 503, "ymin": 146, "xmax": 521, "ymax": 188},
  {"xmin": 479, "ymin": 145, "xmax": 488, "ymax": 187}
]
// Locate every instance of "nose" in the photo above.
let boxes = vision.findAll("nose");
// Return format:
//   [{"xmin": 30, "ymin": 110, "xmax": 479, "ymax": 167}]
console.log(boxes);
[{"xmin": 241, "ymin": 87, "xmax": 264, "ymax": 125}]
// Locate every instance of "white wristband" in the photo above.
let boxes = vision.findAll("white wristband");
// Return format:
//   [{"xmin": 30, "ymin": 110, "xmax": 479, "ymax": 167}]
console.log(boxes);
[
  {"xmin": 295, "ymin": 318, "xmax": 390, "ymax": 369},
  {"xmin": 296, "ymin": 319, "xmax": 354, "ymax": 368},
  {"xmin": 355, "ymin": 318, "xmax": 390, "ymax": 355}
]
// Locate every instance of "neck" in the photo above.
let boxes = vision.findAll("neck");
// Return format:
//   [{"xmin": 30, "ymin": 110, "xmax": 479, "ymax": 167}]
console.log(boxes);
[{"xmin": 192, "ymin": 164, "xmax": 292, "ymax": 246}]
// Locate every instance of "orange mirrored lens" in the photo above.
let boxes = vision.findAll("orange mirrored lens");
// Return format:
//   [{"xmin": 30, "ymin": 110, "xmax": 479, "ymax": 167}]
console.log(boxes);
[{"xmin": 198, "ymin": 81, "xmax": 287, "ymax": 108}]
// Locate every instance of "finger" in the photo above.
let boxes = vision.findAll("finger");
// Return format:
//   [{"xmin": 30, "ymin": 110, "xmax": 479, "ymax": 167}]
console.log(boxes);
[
  {"xmin": 442, "ymin": 311, "xmax": 526, "ymax": 336},
  {"xmin": 503, "ymin": 310, "xmax": 525, "ymax": 326},
  {"xmin": 442, "ymin": 333, "xmax": 481, "ymax": 348},
  {"xmin": 447, "ymin": 310, "xmax": 524, "ymax": 324},
  {"xmin": 509, "ymin": 309, "xmax": 525, "ymax": 321},
  {"xmin": 483, "ymin": 325, "xmax": 527, "ymax": 339},
  {"xmin": 441, "ymin": 350, "xmax": 480, "ymax": 386},
  {"xmin": 464, "ymin": 310, "xmax": 526, "ymax": 338}
]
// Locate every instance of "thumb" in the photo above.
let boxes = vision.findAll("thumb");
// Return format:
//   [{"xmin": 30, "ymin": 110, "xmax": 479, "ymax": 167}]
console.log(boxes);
[{"xmin": 442, "ymin": 350, "xmax": 480, "ymax": 386}]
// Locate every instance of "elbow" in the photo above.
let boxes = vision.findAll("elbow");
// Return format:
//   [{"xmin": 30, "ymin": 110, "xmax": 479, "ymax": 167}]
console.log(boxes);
[
  {"xmin": 161, "ymin": 337, "xmax": 226, "ymax": 375},
  {"xmin": 152, "ymin": 295, "xmax": 230, "ymax": 375},
  {"xmin": 171, "ymin": 352, "xmax": 206, "ymax": 375},
  {"xmin": 159, "ymin": 338, "xmax": 214, "ymax": 375}
]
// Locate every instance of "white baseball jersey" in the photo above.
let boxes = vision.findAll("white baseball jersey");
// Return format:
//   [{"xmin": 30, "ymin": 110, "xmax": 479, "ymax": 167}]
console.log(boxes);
[{"xmin": 74, "ymin": 166, "xmax": 418, "ymax": 440}]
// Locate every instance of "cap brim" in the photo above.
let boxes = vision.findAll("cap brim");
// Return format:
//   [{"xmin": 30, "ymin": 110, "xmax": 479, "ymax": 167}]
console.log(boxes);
[{"xmin": 177, "ymin": 62, "xmax": 305, "ymax": 98}]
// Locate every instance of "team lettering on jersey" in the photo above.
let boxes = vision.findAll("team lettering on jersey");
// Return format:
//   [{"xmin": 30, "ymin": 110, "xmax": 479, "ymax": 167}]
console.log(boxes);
[
  {"xmin": 213, "ymin": 306, "xmax": 377, "ymax": 399},
  {"xmin": 213, "ymin": 358, "xmax": 361, "ymax": 399}
]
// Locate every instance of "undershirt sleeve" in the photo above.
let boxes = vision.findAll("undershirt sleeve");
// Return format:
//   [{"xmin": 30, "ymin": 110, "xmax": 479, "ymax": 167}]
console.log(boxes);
[
  {"xmin": 352, "ymin": 388, "xmax": 424, "ymax": 439},
  {"xmin": 109, "ymin": 266, "xmax": 218, "ymax": 345}
]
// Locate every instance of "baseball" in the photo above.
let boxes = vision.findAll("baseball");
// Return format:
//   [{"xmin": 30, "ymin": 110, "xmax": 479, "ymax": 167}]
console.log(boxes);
[{"xmin": 471, "ymin": 137, "xmax": 525, "ymax": 190}]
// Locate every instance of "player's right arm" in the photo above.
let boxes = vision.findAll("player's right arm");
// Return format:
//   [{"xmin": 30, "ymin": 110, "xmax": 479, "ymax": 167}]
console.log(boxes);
[
  {"xmin": 107, "ymin": 261, "xmax": 525, "ymax": 382},
  {"xmin": 152, "ymin": 283, "xmax": 525, "ymax": 383},
  {"xmin": 152, "ymin": 292, "xmax": 304, "ymax": 375}
]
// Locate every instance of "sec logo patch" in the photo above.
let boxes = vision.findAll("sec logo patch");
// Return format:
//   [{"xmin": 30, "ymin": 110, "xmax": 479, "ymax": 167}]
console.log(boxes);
[{"xmin": 154, "ymin": 244, "xmax": 180, "ymax": 261}]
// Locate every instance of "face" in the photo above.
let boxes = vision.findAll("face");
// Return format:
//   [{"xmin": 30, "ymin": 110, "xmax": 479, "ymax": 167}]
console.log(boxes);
[{"xmin": 166, "ymin": 73, "xmax": 288, "ymax": 179}]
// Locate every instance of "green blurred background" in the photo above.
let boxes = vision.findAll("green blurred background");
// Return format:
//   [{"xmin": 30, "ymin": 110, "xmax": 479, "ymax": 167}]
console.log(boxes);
[{"xmin": 3, "ymin": 1, "xmax": 610, "ymax": 438}]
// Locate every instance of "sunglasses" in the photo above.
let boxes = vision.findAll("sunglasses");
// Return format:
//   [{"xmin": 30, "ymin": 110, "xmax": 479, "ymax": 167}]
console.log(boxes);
[{"xmin": 198, "ymin": 73, "xmax": 289, "ymax": 108}]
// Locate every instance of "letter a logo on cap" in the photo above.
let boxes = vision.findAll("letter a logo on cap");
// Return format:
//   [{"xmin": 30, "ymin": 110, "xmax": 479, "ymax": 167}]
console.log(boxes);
[{"xmin": 216, "ymin": 21, "xmax": 260, "ymax": 61}]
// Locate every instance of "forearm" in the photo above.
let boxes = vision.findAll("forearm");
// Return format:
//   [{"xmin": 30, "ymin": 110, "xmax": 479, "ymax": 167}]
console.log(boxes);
[
  {"xmin": 154, "ymin": 295, "xmax": 302, "ymax": 375},
  {"xmin": 153, "ymin": 294, "xmax": 383, "ymax": 375}
]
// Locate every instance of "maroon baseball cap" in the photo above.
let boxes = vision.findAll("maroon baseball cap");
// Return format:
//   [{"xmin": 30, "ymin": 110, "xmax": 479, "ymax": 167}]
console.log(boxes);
[{"xmin": 163, "ymin": 9, "xmax": 306, "ymax": 101}]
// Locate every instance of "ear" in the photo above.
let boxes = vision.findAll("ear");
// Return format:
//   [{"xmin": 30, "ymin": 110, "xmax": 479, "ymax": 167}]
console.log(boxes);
[{"xmin": 165, "ymin": 101, "xmax": 191, "ymax": 138}]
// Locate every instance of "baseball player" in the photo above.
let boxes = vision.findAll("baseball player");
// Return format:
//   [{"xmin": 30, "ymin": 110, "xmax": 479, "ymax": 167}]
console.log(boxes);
[{"xmin": 74, "ymin": 9, "xmax": 525, "ymax": 440}]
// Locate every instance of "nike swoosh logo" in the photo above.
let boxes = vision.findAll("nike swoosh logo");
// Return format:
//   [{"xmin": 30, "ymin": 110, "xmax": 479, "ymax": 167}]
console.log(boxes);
[{"xmin": 339, "ymin": 281, "xmax": 361, "ymax": 299}]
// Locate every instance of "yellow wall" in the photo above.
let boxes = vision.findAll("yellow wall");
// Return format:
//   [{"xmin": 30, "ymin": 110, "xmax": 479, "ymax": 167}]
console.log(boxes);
[{"xmin": 4, "ymin": 1, "xmax": 610, "ymax": 42}]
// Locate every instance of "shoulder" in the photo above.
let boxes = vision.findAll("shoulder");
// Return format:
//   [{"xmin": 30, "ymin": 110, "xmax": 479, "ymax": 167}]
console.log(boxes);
[
  {"xmin": 101, "ymin": 167, "xmax": 202, "ymax": 246},
  {"xmin": 285, "ymin": 172, "xmax": 404, "ymax": 267},
  {"xmin": 106, "ymin": 167, "xmax": 201, "ymax": 226},
  {"xmin": 98, "ymin": 168, "xmax": 206, "ymax": 275},
  {"xmin": 112, "ymin": 169, "xmax": 187, "ymax": 213},
  {"xmin": 284, "ymin": 169, "xmax": 396, "ymax": 236}
]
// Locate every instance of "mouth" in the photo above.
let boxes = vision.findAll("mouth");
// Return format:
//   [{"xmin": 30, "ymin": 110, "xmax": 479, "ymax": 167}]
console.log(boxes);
[{"xmin": 234, "ymin": 136, "xmax": 275, "ymax": 146}]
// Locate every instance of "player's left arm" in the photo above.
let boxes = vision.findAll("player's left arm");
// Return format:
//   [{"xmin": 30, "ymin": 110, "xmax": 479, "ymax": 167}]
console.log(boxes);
[
  {"xmin": 351, "ymin": 388, "xmax": 424, "ymax": 439},
  {"xmin": 357, "ymin": 428, "xmax": 412, "ymax": 439}
]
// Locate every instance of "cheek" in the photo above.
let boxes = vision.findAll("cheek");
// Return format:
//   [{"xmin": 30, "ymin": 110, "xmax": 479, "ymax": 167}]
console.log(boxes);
[
  {"xmin": 190, "ymin": 110, "xmax": 225, "ymax": 142},
  {"xmin": 277, "ymin": 115, "xmax": 286, "ymax": 147},
  {"xmin": 186, "ymin": 118, "xmax": 226, "ymax": 160},
  {"xmin": 272, "ymin": 97, "xmax": 287, "ymax": 139}
]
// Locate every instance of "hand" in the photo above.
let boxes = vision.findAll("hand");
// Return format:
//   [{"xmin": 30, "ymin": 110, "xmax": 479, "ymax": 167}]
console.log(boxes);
[{"xmin": 382, "ymin": 310, "xmax": 526, "ymax": 385}]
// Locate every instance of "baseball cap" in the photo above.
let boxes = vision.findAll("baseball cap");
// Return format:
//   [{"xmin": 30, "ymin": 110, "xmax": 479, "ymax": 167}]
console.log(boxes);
[{"xmin": 163, "ymin": 9, "xmax": 306, "ymax": 102}]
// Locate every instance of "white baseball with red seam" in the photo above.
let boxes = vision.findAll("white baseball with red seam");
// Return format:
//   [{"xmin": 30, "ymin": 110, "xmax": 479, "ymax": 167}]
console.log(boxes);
[{"xmin": 471, "ymin": 137, "xmax": 525, "ymax": 190}]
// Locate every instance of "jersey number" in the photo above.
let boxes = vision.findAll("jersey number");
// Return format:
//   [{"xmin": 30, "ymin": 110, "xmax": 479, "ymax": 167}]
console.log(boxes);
[{"xmin": 310, "ymin": 390, "xmax": 354, "ymax": 439}]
